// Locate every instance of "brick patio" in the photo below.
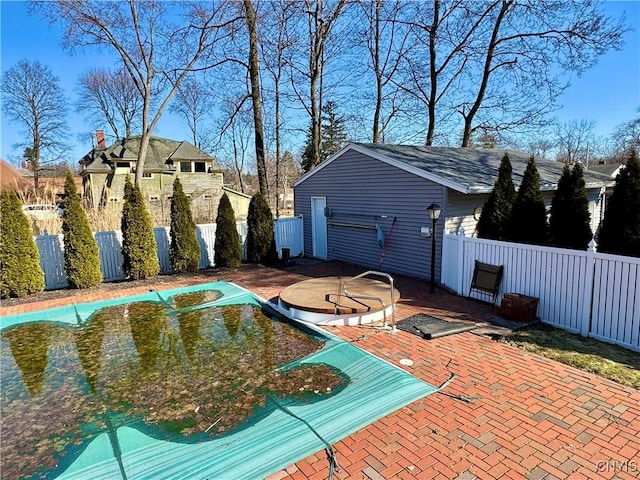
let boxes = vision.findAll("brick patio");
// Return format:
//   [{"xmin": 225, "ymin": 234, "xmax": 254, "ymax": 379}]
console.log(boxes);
[{"xmin": 1, "ymin": 261, "xmax": 638, "ymax": 480}]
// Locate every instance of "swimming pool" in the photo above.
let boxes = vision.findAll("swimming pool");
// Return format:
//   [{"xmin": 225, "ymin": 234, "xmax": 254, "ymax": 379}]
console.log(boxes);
[{"xmin": 1, "ymin": 281, "xmax": 437, "ymax": 479}]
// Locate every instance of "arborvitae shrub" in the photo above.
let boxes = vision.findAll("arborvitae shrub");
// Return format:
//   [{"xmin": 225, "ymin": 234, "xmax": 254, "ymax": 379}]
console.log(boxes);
[
  {"xmin": 214, "ymin": 193, "xmax": 242, "ymax": 268},
  {"xmin": 549, "ymin": 164, "xmax": 592, "ymax": 249},
  {"xmin": 598, "ymin": 150, "xmax": 640, "ymax": 257},
  {"xmin": 570, "ymin": 163, "xmax": 593, "ymax": 249},
  {"xmin": 477, "ymin": 153, "xmax": 516, "ymax": 240},
  {"xmin": 506, "ymin": 157, "xmax": 548, "ymax": 245},
  {"xmin": 121, "ymin": 176, "xmax": 160, "ymax": 279},
  {"xmin": 246, "ymin": 192, "xmax": 277, "ymax": 265},
  {"xmin": 0, "ymin": 189, "xmax": 45, "ymax": 297},
  {"xmin": 169, "ymin": 177, "xmax": 200, "ymax": 273},
  {"xmin": 62, "ymin": 170, "xmax": 103, "ymax": 288}
]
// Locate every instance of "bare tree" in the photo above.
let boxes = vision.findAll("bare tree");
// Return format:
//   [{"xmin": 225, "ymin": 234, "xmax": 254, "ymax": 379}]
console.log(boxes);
[
  {"xmin": 396, "ymin": 1, "xmax": 625, "ymax": 147},
  {"xmin": 456, "ymin": 0, "xmax": 625, "ymax": 147},
  {"xmin": 43, "ymin": 0, "xmax": 240, "ymax": 184},
  {"xmin": 216, "ymin": 99, "xmax": 254, "ymax": 194},
  {"xmin": 612, "ymin": 108, "xmax": 640, "ymax": 158},
  {"xmin": 359, "ymin": 0, "xmax": 412, "ymax": 143},
  {"xmin": 76, "ymin": 67, "xmax": 142, "ymax": 140},
  {"xmin": 1, "ymin": 60, "xmax": 68, "ymax": 194},
  {"xmin": 242, "ymin": 0, "xmax": 268, "ymax": 196},
  {"xmin": 288, "ymin": 0, "xmax": 349, "ymax": 170},
  {"xmin": 397, "ymin": 0, "xmax": 485, "ymax": 145},
  {"xmin": 527, "ymin": 138, "xmax": 556, "ymax": 160},
  {"xmin": 169, "ymin": 75, "xmax": 214, "ymax": 149},
  {"xmin": 260, "ymin": 0, "xmax": 297, "ymax": 216},
  {"xmin": 555, "ymin": 119, "xmax": 596, "ymax": 165}
]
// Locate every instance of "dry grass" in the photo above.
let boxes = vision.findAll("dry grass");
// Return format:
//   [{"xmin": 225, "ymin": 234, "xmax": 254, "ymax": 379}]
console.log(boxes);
[
  {"xmin": 502, "ymin": 325, "xmax": 640, "ymax": 389},
  {"xmin": 85, "ymin": 203, "xmax": 122, "ymax": 232},
  {"xmin": 15, "ymin": 183, "xmax": 63, "ymax": 235}
]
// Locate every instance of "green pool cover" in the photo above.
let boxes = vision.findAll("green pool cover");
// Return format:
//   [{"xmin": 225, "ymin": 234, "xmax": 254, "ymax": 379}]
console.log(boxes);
[{"xmin": 1, "ymin": 281, "xmax": 438, "ymax": 480}]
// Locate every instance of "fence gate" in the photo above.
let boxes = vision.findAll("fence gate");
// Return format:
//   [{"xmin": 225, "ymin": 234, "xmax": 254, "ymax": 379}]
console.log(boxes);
[{"xmin": 275, "ymin": 215, "xmax": 304, "ymax": 257}]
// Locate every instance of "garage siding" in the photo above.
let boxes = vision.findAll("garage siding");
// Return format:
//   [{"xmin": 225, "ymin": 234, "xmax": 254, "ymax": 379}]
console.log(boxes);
[
  {"xmin": 445, "ymin": 188, "xmax": 603, "ymax": 239},
  {"xmin": 294, "ymin": 150, "xmax": 446, "ymax": 281}
]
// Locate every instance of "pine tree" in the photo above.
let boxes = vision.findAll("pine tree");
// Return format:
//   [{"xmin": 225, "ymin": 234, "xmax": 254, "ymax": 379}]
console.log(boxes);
[
  {"xmin": 569, "ymin": 163, "xmax": 593, "ymax": 249},
  {"xmin": 62, "ymin": 170, "xmax": 103, "ymax": 287},
  {"xmin": 214, "ymin": 193, "xmax": 242, "ymax": 268},
  {"xmin": 598, "ymin": 150, "xmax": 640, "ymax": 257},
  {"xmin": 506, "ymin": 157, "xmax": 548, "ymax": 245},
  {"xmin": 169, "ymin": 177, "xmax": 200, "ymax": 273},
  {"xmin": 246, "ymin": 192, "xmax": 277, "ymax": 265},
  {"xmin": 301, "ymin": 101, "xmax": 348, "ymax": 173},
  {"xmin": 548, "ymin": 162, "xmax": 592, "ymax": 249},
  {"xmin": 0, "ymin": 189, "xmax": 45, "ymax": 297},
  {"xmin": 121, "ymin": 175, "xmax": 160, "ymax": 279},
  {"xmin": 476, "ymin": 153, "xmax": 516, "ymax": 240},
  {"xmin": 320, "ymin": 100, "xmax": 347, "ymax": 159},
  {"xmin": 301, "ymin": 124, "xmax": 316, "ymax": 173}
]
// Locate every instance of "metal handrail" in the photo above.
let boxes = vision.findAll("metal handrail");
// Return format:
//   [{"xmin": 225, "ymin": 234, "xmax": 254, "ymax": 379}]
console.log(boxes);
[{"xmin": 343, "ymin": 271, "xmax": 396, "ymax": 330}]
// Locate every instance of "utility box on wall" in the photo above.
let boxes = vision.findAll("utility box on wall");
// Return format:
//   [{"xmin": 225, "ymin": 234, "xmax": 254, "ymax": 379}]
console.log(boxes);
[{"xmin": 499, "ymin": 293, "xmax": 539, "ymax": 322}]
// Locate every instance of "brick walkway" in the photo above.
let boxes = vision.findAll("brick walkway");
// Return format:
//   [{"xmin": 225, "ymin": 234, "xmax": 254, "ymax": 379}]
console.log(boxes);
[{"xmin": 1, "ymin": 261, "xmax": 638, "ymax": 480}]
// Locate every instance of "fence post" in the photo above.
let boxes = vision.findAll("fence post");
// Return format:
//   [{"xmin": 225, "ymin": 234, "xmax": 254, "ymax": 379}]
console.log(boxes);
[
  {"xmin": 580, "ymin": 239, "xmax": 597, "ymax": 337},
  {"xmin": 456, "ymin": 227, "xmax": 466, "ymax": 295}
]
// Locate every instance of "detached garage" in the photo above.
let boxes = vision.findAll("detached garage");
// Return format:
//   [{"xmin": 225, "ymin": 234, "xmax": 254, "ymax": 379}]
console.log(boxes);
[{"xmin": 294, "ymin": 143, "xmax": 612, "ymax": 283}]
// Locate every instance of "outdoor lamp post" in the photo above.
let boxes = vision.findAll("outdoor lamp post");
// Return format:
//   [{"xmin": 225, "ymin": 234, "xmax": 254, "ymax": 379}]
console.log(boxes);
[{"xmin": 426, "ymin": 203, "xmax": 442, "ymax": 293}]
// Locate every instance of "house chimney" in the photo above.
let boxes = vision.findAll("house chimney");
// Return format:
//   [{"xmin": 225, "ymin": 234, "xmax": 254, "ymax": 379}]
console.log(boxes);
[{"xmin": 96, "ymin": 130, "xmax": 106, "ymax": 149}]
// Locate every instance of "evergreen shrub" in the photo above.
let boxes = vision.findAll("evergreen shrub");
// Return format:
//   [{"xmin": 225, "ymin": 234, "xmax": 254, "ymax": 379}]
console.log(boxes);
[
  {"xmin": 169, "ymin": 177, "xmax": 200, "ymax": 273},
  {"xmin": 121, "ymin": 176, "xmax": 160, "ymax": 279},
  {"xmin": 62, "ymin": 170, "xmax": 103, "ymax": 287},
  {"xmin": 246, "ymin": 192, "xmax": 277, "ymax": 265},
  {"xmin": 477, "ymin": 153, "xmax": 516, "ymax": 240},
  {"xmin": 0, "ymin": 189, "xmax": 45, "ymax": 297},
  {"xmin": 598, "ymin": 150, "xmax": 640, "ymax": 257},
  {"xmin": 214, "ymin": 193, "xmax": 242, "ymax": 268},
  {"xmin": 549, "ymin": 163, "xmax": 592, "ymax": 249},
  {"xmin": 506, "ymin": 157, "xmax": 548, "ymax": 245}
]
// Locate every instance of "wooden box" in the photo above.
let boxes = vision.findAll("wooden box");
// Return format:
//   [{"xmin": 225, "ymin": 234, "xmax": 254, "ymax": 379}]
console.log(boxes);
[{"xmin": 499, "ymin": 293, "xmax": 539, "ymax": 322}]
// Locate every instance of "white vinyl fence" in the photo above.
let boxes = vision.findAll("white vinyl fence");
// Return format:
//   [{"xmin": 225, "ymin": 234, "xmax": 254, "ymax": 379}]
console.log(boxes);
[
  {"xmin": 35, "ymin": 216, "xmax": 303, "ymax": 291},
  {"xmin": 442, "ymin": 229, "xmax": 640, "ymax": 352}
]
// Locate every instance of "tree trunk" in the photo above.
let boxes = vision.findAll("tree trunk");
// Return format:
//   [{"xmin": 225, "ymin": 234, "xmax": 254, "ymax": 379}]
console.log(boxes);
[
  {"xmin": 135, "ymin": 91, "xmax": 153, "ymax": 184},
  {"xmin": 372, "ymin": 0, "xmax": 382, "ymax": 143},
  {"xmin": 275, "ymin": 77, "xmax": 281, "ymax": 217},
  {"xmin": 244, "ymin": 0, "xmax": 268, "ymax": 196},
  {"xmin": 33, "ymin": 128, "xmax": 41, "ymax": 196},
  {"xmin": 426, "ymin": 0, "xmax": 439, "ymax": 146},
  {"xmin": 461, "ymin": 0, "xmax": 512, "ymax": 147}
]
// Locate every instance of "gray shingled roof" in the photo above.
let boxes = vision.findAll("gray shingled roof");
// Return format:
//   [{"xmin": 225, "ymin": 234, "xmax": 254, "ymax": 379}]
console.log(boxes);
[
  {"xmin": 586, "ymin": 163, "xmax": 622, "ymax": 178},
  {"xmin": 80, "ymin": 136, "xmax": 219, "ymax": 173},
  {"xmin": 348, "ymin": 143, "xmax": 614, "ymax": 193}
]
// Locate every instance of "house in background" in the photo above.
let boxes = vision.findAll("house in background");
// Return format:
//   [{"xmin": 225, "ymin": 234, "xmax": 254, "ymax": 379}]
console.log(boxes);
[
  {"xmin": 1, "ymin": 157, "xmax": 83, "ymax": 205},
  {"xmin": 0, "ymin": 158, "xmax": 29, "ymax": 191},
  {"xmin": 79, "ymin": 132, "xmax": 249, "ymax": 223},
  {"xmin": 294, "ymin": 143, "xmax": 614, "ymax": 282}
]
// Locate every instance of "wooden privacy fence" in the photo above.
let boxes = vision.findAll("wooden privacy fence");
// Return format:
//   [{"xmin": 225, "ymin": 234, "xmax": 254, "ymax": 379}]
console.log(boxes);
[
  {"xmin": 35, "ymin": 216, "xmax": 304, "ymax": 291},
  {"xmin": 442, "ymin": 229, "xmax": 640, "ymax": 352}
]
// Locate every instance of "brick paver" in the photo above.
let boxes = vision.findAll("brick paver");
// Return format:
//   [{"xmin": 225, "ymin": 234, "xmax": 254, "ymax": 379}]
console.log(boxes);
[{"xmin": 1, "ymin": 261, "xmax": 638, "ymax": 480}]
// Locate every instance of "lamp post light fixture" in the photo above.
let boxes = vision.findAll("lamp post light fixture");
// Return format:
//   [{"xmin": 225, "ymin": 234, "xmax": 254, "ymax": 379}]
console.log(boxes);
[{"xmin": 426, "ymin": 203, "xmax": 442, "ymax": 293}]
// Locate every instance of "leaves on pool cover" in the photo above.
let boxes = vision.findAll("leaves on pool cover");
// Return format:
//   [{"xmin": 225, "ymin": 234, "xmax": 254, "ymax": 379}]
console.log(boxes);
[{"xmin": 0, "ymin": 300, "xmax": 349, "ymax": 480}]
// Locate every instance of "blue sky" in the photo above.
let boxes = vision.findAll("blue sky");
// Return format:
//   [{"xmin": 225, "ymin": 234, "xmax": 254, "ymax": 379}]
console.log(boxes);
[{"xmin": 1, "ymin": 0, "xmax": 639, "ymax": 166}]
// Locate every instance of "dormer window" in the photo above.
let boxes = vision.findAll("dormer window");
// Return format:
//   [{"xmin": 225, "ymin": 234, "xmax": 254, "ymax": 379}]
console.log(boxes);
[
  {"xmin": 194, "ymin": 162, "xmax": 206, "ymax": 173},
  {"xmin": 180, "ymin": 161, "xmax": 192, "ymax": 172},
  {"xmin": 116, "ymin": 162, "xmax": 130, "ymax": 168}
]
